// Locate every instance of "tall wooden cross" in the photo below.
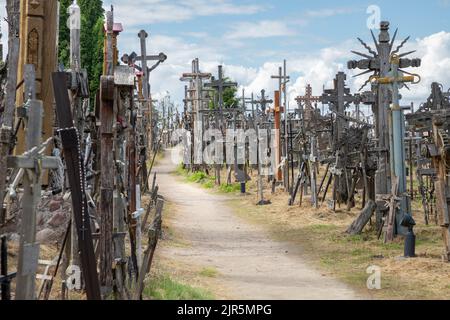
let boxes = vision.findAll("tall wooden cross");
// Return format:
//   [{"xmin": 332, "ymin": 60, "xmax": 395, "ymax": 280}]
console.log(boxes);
[
  {"xmin": 295, "ymin": 84, "xmax": 321, "ymax": 121},
  {"xmin": 180, "ymin": 58, "xmax": 211, "ymax": 118},
  {"xmin": 15, "ymin": 0, "xmax": 58, "ymax": 156},
  {"xmin": 321, "ymin": 72, "xmax": 359, "ymax": 206},
  {"xmin": 321, "ymin": 72, "xmax": 357, "ymax": 146},
  {"xmin": 268, "ymin": 91, "xmax": 284, "ymax": 182},
  {"xmin": 99, "ymin": 8, "xmax": 116, "ymax": 295},
  {"xmin": 136, "ymin": 30, "xmax": 167, "ymax": 101},
  {"xmin": 10, "ymin": 65, "xmax": 58, "ymax": 300},
  {"xmin": 271, "ymin": 62, "xmax": 290, "ymax": 190}
]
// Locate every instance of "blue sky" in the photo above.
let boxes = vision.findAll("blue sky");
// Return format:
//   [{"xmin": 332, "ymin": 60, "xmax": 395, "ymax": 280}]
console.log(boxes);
[
  {"xmin": 111, "ymin": 0, "xmax": 450, "ymax": 68},
  {"xmin": 1, "ymin": 0, "xmax": 450, "ymax": 107}
]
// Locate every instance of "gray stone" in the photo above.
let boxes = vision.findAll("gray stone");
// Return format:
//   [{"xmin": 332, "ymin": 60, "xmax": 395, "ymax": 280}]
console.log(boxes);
[
  {"xmin": 48, "ymin": 211, "xmax": 67, "ymax": 228},
  {"xmin": 36, "ymin": 228, "xmax": 55, "ymax": 243},
  {"xmin": 48, "ymin": 200, "xmax": 62, "ymax": 212}
]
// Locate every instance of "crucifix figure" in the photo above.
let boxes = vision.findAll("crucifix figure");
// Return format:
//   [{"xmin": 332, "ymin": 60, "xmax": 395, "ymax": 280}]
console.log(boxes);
[{"xmin": 134, "ymin": 30, "xmax": 167, "ymax": 101}]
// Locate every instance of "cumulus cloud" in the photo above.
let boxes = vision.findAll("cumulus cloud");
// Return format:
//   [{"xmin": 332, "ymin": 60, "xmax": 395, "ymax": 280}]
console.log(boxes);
[
  {"xmin": 0, "ymin": 3, "xmax": 7, "ymax": 61},
  {"xmin": 107, "ymin": 0, "xmax": 266, "ymax": 26},
  {"xmin": 142, "ymin": 30, "xmax": 450, "ymax": 114},
  {"xmin": 400, "ymin": 31, "xmax": 450, "ymax": 106},
  {"xmin": 225, "ymin": 21, "xmax": 295, "ymax": 40},
  {"xmin": 305, "ymin": 7, "xmax": 357, "ymax": 18}
]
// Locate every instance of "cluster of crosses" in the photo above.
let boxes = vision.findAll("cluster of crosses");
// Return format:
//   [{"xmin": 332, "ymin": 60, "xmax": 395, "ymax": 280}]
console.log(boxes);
[
  {"xmin": 0, "ymin": 2, "xmax": 169, "ymax": 301},
  {"xmin": 176, "ymin": 21, "xmax": 449, "ymax": 262}
]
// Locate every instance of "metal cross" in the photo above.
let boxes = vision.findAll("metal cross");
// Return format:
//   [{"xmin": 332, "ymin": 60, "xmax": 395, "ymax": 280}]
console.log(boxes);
[{"xmin": 204, "ymin": 65, "xmax": 237, "ymax": 112}]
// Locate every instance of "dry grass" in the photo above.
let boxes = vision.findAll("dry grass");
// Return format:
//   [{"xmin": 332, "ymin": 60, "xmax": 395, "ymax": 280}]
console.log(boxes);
[
  {"xmin": 146, "ymin": 201, "xmax": 229, "ymax": 300},
  {"xmin": 228, "ymin": 175, "xmax": 450, "ymax": 299}
]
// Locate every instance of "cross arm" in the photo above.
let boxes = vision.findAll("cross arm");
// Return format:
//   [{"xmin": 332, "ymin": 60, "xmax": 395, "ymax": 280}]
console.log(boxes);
[
  {"xmin": 7, "ymin": 156, "xmax": 59, "ymax": 170},
  {"xmin": 136, "ymin": 53, "xmax": 167, "ymax": 63}
]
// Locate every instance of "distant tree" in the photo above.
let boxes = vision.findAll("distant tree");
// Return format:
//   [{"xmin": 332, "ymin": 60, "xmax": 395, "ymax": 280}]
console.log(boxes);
[
  {"xmin": 58, "ymin": 0, "xmax": 104, "ymax": 100},
  {"xmin": 208, "ymin": 76, "xmax": 239, "ymax": 110},
  {"xmin": 58, "ymin": 0, "xmax": 71, "ymax": 67}
]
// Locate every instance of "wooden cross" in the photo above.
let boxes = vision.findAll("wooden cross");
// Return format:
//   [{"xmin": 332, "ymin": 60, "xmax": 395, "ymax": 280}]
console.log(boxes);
[
  {"xmin": 268, "ymin": 91, "xmax": 284, "ymax": 182},
  {"xmin": 180, "ymin": 58, "xmax": 211, "ymax": 117},
  {"xmin": 15, "ymin": 0, "xmax": 58, "ymax": 156},
  {"xmin": 135, "ymin": 30, "xmax": 167, "ymax": 101},
  {"xmin": 52, "ymin": 71, "xmax": 101, "ymax": 300},
  {"xmin": 321, "ymin": 72, "xmax": 358, "ymax": 144},
  {"xmin": 271, "ymin": 62, "xmax": 290, "ymax": 190},
  {"xmin": 295, "ymin": 84, "xmax": 321, "ymax": 121},
  {"xmin": 10, "ymin": 65, "xmax": 59, "ymax": 300},
  {"xmin": 204, "ymin": 65, "xmax": 237, "ymax": 112},
  {"xmin": 99, "ymin": 8, "xmax": 116, "ymax": 295}
]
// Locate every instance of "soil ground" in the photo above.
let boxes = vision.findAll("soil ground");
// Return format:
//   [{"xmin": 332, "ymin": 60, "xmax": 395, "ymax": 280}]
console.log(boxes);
[{"xmin": 151, "ymin": 149, "xmax": 363, "ymax": 300}]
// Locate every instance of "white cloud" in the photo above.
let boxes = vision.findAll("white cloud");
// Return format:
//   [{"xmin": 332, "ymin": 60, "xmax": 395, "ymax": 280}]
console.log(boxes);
[
  {"xmin": 225, "ymin": 20, "xmax": 295, "ymax": 40},
  {"xmin": 399, "ymin": 31, "xmax": 450, "ymax": 106},
  {"xmin": 128, "ymin": 30, "xmax": 450, "ymax": 114},
  {"xmin": 1, "ymin": 3, "xmax": 7, "ymax": 61},
  {"xmin": 108, "ymin": 0, "xmax": 266, "ymax": 26},
  {"xmin": 305, "ymin": 7, "xmax": 357, "ymax": 18}
]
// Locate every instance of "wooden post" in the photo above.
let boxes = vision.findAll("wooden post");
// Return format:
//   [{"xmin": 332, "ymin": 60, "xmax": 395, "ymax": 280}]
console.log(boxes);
[
  {"xmin": 13, "ymin": 66, "xmax": 58, "ymax": 300},
  {"xmin": 16, "ymin": 0, "xmax": 58, "ymax": 156},
  {"xmin": 135, "ymin": 198, "xmax": 164, "ymax": 300},
  {"xmin": 272, "ymin": 91, "xmax": 283, "ymax": 182},
  {"xmin": 52, "ymin": 71, "xmax": 102, "ymax": 300},
  {"xmin": 0, "ymin": 0, "xmax": 21, "ymax": 221},
  {"xmin": 99, "ymin": 74, "xmax": 115, "ymax": 294}
]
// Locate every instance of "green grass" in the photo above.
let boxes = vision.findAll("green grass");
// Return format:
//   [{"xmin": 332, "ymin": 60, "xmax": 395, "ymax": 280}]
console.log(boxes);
[
  {"xmin": 199, "ymin": 267, "xmax": 219, "ymax": 278},
  {"xmin": 143, "ymin": 274, "xmax": 214, "ymax": 300},
  {"xmin": 219, "ymin": 183, "xmax": 241, "ymax": 193},
  {"xmin": 175, "ymin": 164, "xmax": 242, "ymax": 194}
]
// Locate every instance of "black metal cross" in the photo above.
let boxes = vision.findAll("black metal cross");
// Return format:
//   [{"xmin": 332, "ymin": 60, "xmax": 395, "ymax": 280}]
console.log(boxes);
[{"xmin": 204, "ymin": 65, "xmax": 237, "ymax": 112}]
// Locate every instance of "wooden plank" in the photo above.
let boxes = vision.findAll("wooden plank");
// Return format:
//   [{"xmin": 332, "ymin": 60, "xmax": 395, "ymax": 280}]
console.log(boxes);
[
  {"xmin": 52, "ymin": 72, "xmax": 101, "ymax": 300},
  {"xmin": 7, "ymin": 156, "xmax": 59, "ymax": 169},
  {"xmin": 135, "ymin": 198, "xmax": 164, "ymax": 300},
  {"xmin": 15, "ymin": 97, "xmax": 44, "ymax": 300},
  {"xmin": 0, "ymin": 0, "xmax": 21, "ymax": 219},
  {"xmin": 99, "ymin": 75, "xmax": 115, "ymax": 294}
]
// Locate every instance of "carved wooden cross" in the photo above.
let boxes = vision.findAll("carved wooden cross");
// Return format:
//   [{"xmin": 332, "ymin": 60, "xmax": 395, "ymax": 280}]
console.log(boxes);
[
  {"xmin": 10, "ymin": 65, "xmax": 58, "ymax": 300},
  {"xmin": 295, "ymin": 84, "xmax": 321, "ymax": 120}
]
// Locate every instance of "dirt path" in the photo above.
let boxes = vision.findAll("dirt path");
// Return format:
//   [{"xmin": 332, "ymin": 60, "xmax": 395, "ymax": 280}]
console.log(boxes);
[{"xmin": 154, "ymin": 149, "xmax": 362, "ymax": 300}]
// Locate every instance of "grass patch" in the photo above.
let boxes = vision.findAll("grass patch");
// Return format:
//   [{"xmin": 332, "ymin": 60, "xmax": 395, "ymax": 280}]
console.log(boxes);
[
  {"xmin": 229, "ymin": 197, "xmax": 450, "ymax": 300},
  {"xmin": 219, "ymin": 183, "xmax": 241, "ymax": 193},
  {"xmin": 144, "ymin": 273, "xmax": 214, "ymax": 300},
  {"xmin": 175, "ymin": 164, "xmax": 241, "ymax": 194},
  {"xmin": 199, "ymin": 267, "xmax": 219, "ymax": 278}
]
